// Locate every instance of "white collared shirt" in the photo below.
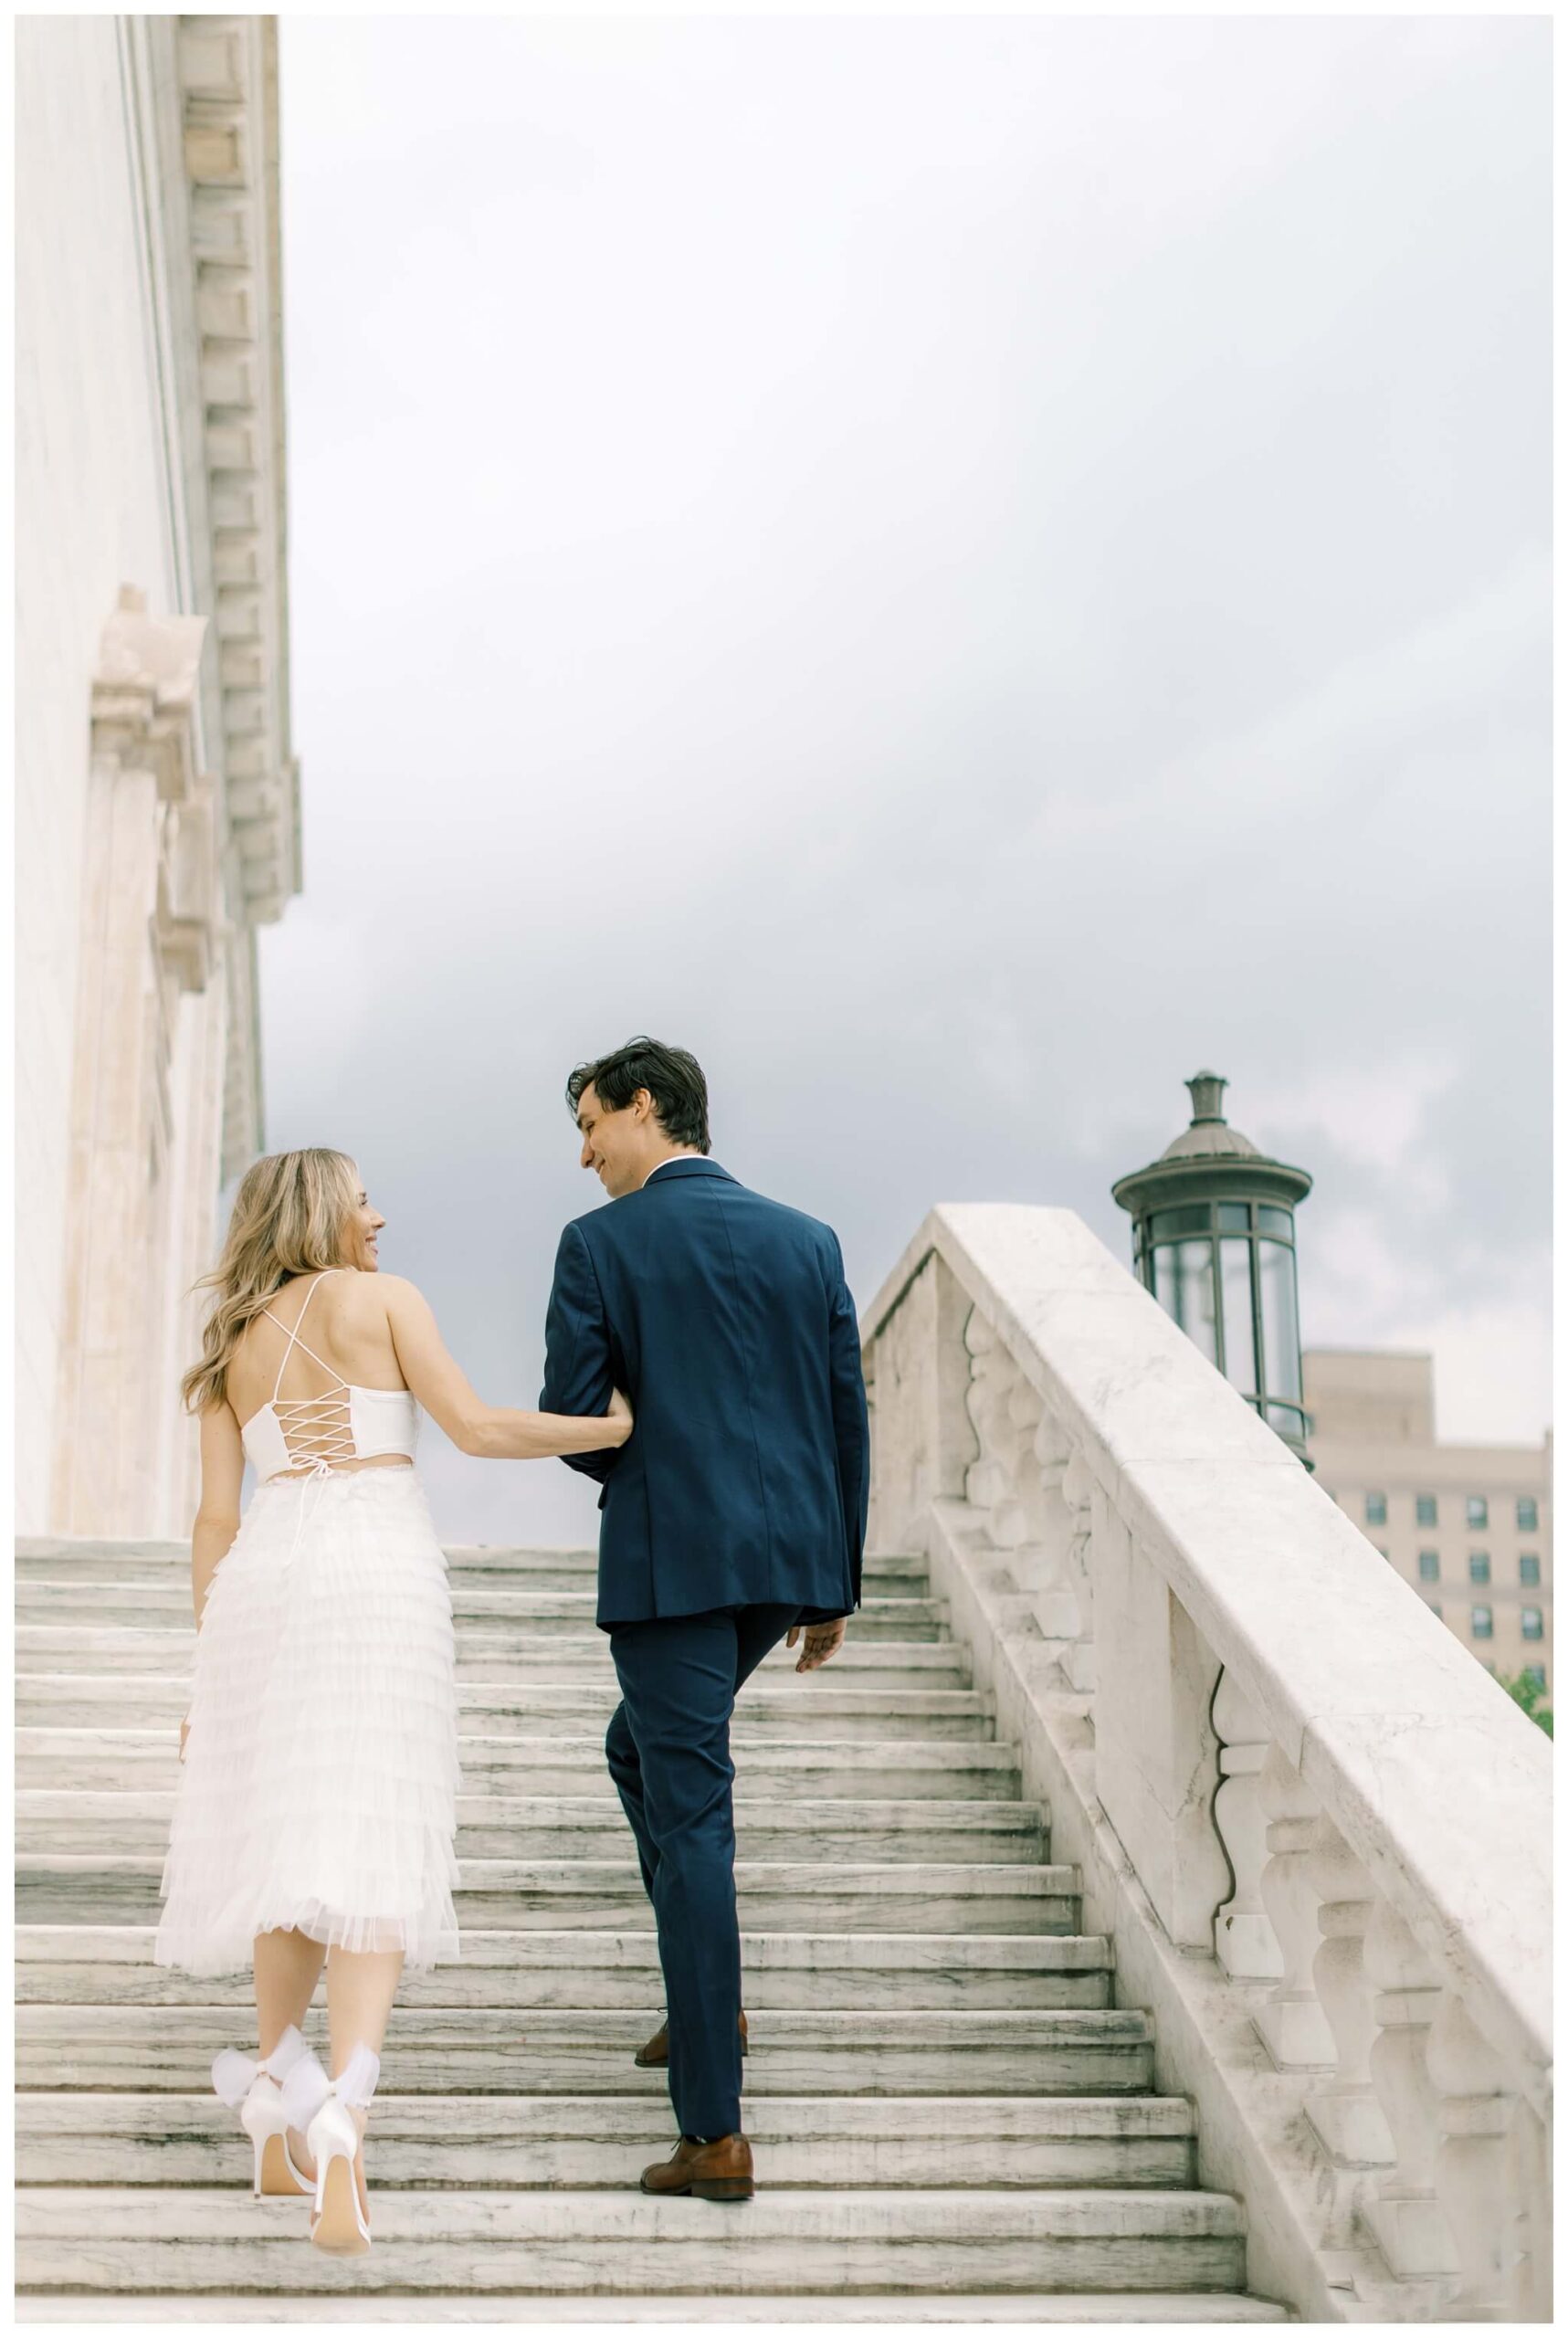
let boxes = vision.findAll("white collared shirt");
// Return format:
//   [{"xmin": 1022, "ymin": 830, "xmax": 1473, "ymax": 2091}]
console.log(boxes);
[{"xmin": 641, "ymin": 1153, "xmax": 706, "ymax": 1189}]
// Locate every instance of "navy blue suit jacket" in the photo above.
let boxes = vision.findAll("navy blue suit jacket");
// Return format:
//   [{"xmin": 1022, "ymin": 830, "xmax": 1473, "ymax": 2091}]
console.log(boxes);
[{"xmin": 540, "ymin": 1158, "xmax": 869, "ymax": 1629}]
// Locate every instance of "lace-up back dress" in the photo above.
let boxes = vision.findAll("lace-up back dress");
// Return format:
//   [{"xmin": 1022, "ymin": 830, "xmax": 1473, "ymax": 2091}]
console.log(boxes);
[{"xmin": 154, "ymin": 1271, "xmax": 460, "ymax": 1975}]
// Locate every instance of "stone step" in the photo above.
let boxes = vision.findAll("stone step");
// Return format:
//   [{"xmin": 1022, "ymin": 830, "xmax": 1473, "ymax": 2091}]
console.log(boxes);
[
  {"xmin": 13, "ymin": 2185, "xmax": 1248, "ymax": 2297},
  {"xmin": 15, "ymin": 1678, "xmax": 997, "ymax": 1740},
  {"xmin": 15, "ymin": 1730, "xmax": 1026, "ymax": 1800},
  {"xmin": 10, "ymin": 1540, "xmax": 1268, "ymax": 2319},
  {"xmin": 16, "ymin": 1857, "xmax": 1081, "ymax": 1933},
  {"xmin": 13, "ymin": 1585, "xmax": 949, "ymax": 1638},
  {"xmin": 14, "ymin": 1539, "xmax": 930, "ymax": 1592},
  {"xmin": 12, "ymin": 2293, "xmax": 1291, "ymax": 2324},
  {"xmin": 16, "ymin": 1792, "xmax": 1048, "ymax": 1866},
  {"xmin": 11, "ymin": 1627, "xmax": 970, "ymax": 1690},
  {"xmin": 19, "ymin": 2006, "xmax": 1154, "ymax": 2097},
  {"xmin": 17, "ymin": 1927, "xmax": 1113, "ymax": 2011},
  {"xmin": 16, "ymin": 2091, "xmax": 1193, "ymax": 2190}
]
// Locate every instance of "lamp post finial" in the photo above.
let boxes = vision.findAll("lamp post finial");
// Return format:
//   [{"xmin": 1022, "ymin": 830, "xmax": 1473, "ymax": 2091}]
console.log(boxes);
[{"xmin": 1185, "ymin": 1070, "xmax": 1228, "ymax": 1125}]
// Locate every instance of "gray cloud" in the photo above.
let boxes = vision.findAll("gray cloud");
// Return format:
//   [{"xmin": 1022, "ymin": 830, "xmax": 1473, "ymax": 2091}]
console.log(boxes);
[{"xmin": 262, "ymin": 16, "xmax": 1551, "ymax": 1539}]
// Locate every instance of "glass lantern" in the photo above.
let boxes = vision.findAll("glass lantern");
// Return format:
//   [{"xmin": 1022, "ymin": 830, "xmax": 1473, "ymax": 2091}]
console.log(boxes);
[{"xmin": 1113, "ymin": 1073, "xmax": 1312, "ymax": 1461}]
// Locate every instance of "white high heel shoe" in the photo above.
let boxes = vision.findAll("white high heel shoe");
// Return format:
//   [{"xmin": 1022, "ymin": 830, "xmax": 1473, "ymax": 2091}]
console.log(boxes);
[
  {"xmin": 281, "ymin": 2041, "xmax": 380, "ymax": 2256},
  {"xmin": 212, "ymin": 2027, "xmax": 325, "ymax": 2202}
]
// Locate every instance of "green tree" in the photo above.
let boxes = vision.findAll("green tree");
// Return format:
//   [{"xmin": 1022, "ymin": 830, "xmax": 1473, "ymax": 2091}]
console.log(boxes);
[{"xmin": 1500, "ymin": 1669, "xmax": 1553, "ymax": 1739}]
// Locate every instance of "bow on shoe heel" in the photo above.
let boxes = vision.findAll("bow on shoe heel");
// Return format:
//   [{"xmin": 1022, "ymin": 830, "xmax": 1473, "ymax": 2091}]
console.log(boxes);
[
  {"xmin": 282, "ymin": 2042, "xmax": 381, "ymax": 2256},
  {"xmin": 212, "ymin": 2027, "xmax": 324, "ymax": 2201}
]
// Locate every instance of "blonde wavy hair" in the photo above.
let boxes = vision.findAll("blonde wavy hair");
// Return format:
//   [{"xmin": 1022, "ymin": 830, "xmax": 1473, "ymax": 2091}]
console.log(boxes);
[{"xmin": 181, "ymin": 1148, "xmax": 362, "ymax": 1414}]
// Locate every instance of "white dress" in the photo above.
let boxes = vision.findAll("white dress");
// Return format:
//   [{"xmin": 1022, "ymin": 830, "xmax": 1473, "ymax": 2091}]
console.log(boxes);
[{"xmin": 154, "ymin": 1272, "xmax": 460, "ymax": 1976}]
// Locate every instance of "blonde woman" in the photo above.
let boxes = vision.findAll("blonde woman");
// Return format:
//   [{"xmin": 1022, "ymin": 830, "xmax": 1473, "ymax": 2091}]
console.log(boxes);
[{"xmin": 154, "ymin": 1148, "xmax": 630, "ymax": 2255}]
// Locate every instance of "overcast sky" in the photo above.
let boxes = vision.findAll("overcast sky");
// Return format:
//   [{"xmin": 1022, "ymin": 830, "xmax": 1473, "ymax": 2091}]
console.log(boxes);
[{"xmin": 263, "ymin": 15, "xmax": 1551, "ymax": 1545}]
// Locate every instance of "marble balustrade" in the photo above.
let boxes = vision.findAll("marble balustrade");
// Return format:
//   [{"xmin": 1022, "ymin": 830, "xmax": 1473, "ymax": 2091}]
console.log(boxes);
[{"xmin": 863, "ymin": 1206, "xmax": 1552, "ymax": 2324}]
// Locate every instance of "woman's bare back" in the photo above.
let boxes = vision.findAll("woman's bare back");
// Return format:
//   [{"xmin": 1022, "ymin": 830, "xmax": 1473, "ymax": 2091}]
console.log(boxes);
[{"xmin": 227, "ymin": 1270, "xmax": 412, "ymax": 1475}]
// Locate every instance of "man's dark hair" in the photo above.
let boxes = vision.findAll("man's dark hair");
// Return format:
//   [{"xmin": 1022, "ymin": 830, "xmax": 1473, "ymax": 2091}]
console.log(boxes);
[{"xmin": 566, "ymin": 1037, "xmax": 710, "ymax": 1153}]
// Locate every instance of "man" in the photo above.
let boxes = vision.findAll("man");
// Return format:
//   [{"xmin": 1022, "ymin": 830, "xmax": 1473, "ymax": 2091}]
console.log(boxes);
[{"xmin": 540, "ymin": 1036, "xmax": 869, "ymax": 2202}]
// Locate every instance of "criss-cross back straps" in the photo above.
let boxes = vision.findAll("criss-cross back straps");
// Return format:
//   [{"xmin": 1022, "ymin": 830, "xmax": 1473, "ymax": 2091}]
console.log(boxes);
[
  {"xmin": 261, "ymin": 1269, "xmax": 341, "ymax": 1398},
  {"xmin": 258, "ymin": 1270, "xmax": 355, "ymax": 1471}
]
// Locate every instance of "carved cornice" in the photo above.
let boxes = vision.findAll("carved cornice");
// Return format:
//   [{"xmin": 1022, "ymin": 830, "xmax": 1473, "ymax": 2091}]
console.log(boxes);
[
  {"xmin": 90, "ymin": 588, "xmax": 209, "ymax": 806},
  {"xmin": 91, "ymin": 591, "xmax": 220, "ymax": 1000},
  {"xmin": 174, "ymin": 15, "xmax": 300, "ymax": 926}
]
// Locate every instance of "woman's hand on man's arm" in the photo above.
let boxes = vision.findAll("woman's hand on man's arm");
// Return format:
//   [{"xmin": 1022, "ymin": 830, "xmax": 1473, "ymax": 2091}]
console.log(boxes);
[{"xmin": 383, "ymin": 1275, "xmax": 632, "ymax": 1460}]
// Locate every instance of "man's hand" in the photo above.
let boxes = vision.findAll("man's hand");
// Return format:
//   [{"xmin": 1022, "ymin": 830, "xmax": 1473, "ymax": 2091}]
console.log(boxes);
[{"xmin": 787, "ymin": 1617, "xmax": 847, "ymax": 1672}]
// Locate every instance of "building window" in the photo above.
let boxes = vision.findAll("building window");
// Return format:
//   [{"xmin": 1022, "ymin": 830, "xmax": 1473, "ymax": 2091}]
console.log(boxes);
[
  {"xmin": 1525, "ymin": 1665, "xmax": 1547, "ymax": 1689},
  {"xmin": 1467, "ymin": 1496, "xmax": 1489, "ymax": 1529},
  {"xmin": 1365, "ymin": 1491, "xmax": 1387, "ymax": 1526},
  {"xmin": 1415, "ymin": 1493, "xmax": 1437, "ymax": 1527},
  {"xmin": 1518, "ymin": 1497, "xmax": 1539, "ymax": 1532},
  {"xmin": 1418, "ymin": 1551, "xmax": 1440, "ymax": 1583},
  {"xmin": 1471, "ymin": 1606, "xmax": 1493, "ymax": 1640},
  {"xmin": 1522, "ymin": 1607, "xmax": 1543, "ymax": 1642},
  {"xmin": 1469, "ymin": 1553, "xmax": 1491, "ymax": 1585},
  {"xmin": 1520, "ymin": 1554, "xmax": 1541, "ymax": 1587},
  {"xmin": 1427, "ymin": 1601, "xmax": 1442, "ymax": 1619}
]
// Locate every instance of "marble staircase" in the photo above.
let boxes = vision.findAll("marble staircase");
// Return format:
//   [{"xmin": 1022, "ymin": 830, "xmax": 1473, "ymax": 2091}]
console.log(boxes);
[{"xmin": 14, "ymin": 1536, "xmax": 1288, "ymax": 2321}]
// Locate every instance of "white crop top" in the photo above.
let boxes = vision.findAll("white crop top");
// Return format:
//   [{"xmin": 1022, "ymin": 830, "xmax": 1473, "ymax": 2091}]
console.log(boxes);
[{"xmin": 239, "ymin": 1269, "xmax": 419, "ymax": 1482}]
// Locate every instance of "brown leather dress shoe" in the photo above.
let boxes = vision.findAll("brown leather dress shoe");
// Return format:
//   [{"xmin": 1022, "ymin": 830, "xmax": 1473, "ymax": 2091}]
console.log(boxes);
[
  {"xmin": 634, "ymin": 2010, "xmax": 749, "ymax": 2069},
  {"xmin": 640, "ymin": 2132, "xmax": 754, "ymax": 2201}
]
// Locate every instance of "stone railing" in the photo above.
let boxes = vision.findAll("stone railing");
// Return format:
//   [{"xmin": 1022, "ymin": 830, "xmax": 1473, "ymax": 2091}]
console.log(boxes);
[{"xmin": 863, "ymin": 1206, "xmax": 1552, "ymax": 2323}]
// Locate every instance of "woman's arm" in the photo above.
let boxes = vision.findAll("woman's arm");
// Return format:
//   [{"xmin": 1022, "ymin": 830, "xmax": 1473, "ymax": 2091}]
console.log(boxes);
[
  {"xmin": 184, "ymin": 1402, "xmax": 245, "ymax": 1761},
  {"xmin": 192, "ymin": 1402, "xmax": 245, "ymax": 1627},
  {"xmin": 383, "ymin": 1277, "xmax": 631, "ymax": 1460}
]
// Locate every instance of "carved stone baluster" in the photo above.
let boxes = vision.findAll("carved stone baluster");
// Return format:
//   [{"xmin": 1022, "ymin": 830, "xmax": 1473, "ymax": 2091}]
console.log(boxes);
[
  {"xmin": 1359, "ymin": 1897, "xmax": 1459, "ymax": 2298},
  {"xmin": 989, "ymin": 1374, "xmax": 1045, "ymax": 1553},
  {"xmin": 1211, "ymin": 1670, "xmax": 1283, "ymax": 1983},
  {"xmin": 963, "ymin": 1309, "xmax": 1093, "ymax": 1657},
  {"xmin": 1023, "ymin": 1410, "xmax": 1086, "ymax": 1645},
  {"xmin": 1302, "ymin": 1819, "xmax": 1394, "ymax": 2246},
  {"xmin": 1058, "ymin": 1447, "xmax": 1096, "ymax": 1693},
  {"xmin": 963, "ymin": 1310, "xmax": 1016, "ymax": 1517},
  {"xmin": 1254, "ymin": 1744, "xmax": 1334, "ymax": 2070},
  {"xmin": 963, "ymin": 1309, "xmax": 1047, "ymax": 1559},
  {"xmin": 1088, "ymin": 1503, "xmax": 1226, "ymax": 1948},
  {"xmin": 865, "ymin": 1249, "xmax": 975, "ymax": 1553},
  {"xmin": 1426, "ymin": 1991, "xmax": 1518, "ymax": 2317},
  {"xmin": 1508, "ymin": 2095, "xmax": 1552, "ymax": 2323}
]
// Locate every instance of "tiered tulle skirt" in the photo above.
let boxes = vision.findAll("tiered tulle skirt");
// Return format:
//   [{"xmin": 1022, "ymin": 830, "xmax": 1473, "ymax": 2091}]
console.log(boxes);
[{"xmin": 154, "ymin": 1467, "xmax": 460, "ymax": 1976}]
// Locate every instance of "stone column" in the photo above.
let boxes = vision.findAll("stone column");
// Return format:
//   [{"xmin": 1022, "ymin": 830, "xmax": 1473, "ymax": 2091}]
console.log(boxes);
[
  {"xmin": 51, "ymin": 592, "xmax": 212, "ymax": 1535},
  {"xmin": 55, "ymin": 761, "xmax": 153, "ymax": 1529}
]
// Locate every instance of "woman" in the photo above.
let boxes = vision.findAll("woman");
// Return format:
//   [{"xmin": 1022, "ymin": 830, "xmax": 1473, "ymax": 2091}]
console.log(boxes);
[{"xmin": 154, "ymin": 1147, "xmax": 629, "ymax": 2256}]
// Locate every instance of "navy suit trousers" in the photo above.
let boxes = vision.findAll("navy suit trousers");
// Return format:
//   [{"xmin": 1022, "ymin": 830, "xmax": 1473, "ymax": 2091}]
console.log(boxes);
[{"xmin": 605, "ymin": 1603, "xmax": 801, "ymax": 2140}]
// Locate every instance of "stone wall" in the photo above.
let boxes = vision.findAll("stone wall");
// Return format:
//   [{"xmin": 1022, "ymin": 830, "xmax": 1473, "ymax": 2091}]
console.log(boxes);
[
  {"xmin": 16, "ymin": 16, "xmax": 301, "ymax": 1536},
  {"xmin": 15, "ymin": 19, "xmax": 185, "ymax": 1532}
]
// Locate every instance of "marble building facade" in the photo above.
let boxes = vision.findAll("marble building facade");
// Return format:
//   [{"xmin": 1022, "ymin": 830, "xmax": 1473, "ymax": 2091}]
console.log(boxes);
[{"xmin": 16, "ymin": 16, "xmax": 300, "ymax": 1537}]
